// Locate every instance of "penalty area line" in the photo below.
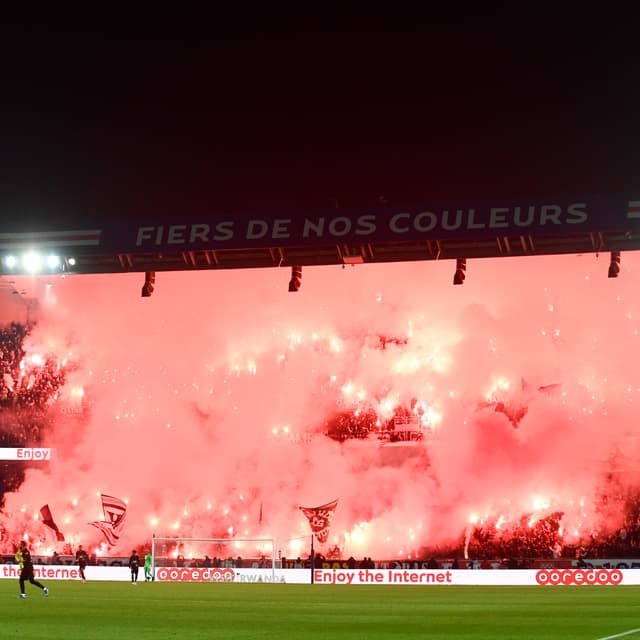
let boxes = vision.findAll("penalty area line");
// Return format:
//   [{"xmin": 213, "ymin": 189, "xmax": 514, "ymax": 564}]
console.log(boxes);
[{"xmin": 596, "ymin": 629, "xmax": 640, "ymax": 640}]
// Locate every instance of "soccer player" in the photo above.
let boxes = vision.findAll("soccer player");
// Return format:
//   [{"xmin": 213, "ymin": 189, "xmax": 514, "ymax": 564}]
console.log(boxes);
[
  {"xmin": 16, "ymin": 540, "xmax": 48, "ymax": 599},
  {"xmin": 129, "ymin": 549, "xmax": 140, "ymax": 584},
  {"xmin": 144, "ymin": 549, "xmax": 153, "ymax": 581},
  {"xmin": 76, "ymin": 544, "xmax": 89, "ymax": 583}
]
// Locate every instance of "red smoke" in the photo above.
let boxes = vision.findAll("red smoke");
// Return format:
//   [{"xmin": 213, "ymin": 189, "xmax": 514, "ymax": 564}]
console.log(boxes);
[{"xmin": 1, "ymin": 252, "xmax": 640, "ymax": 560}]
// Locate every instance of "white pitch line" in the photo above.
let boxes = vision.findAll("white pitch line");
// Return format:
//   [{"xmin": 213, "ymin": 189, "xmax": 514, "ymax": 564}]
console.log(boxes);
[{"xmin": 596, "ymin": 629, "xmax": 640, "ymax": 640}]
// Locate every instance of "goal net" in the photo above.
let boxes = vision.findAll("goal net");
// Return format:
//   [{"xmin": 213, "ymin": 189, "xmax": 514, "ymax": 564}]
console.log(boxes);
[{"xmin": 151, "ymin": 536, "xmax": 277, "ymax": 581}]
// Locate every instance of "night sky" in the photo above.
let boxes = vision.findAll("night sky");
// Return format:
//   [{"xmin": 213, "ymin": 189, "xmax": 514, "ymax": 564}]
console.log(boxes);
[{"xmin": 1, "ymin": 7, "xmax": 638, "ymax": 227}]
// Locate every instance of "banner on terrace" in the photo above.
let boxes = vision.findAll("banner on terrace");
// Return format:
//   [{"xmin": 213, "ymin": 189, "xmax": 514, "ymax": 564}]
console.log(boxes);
[{"xmin": 299, "ymin": 499, "xmax": 339, "ymax": 544}]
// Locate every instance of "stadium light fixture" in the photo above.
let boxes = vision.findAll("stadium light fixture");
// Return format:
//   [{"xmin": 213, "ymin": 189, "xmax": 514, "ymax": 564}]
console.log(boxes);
[
  {"xmin": 453, "ymin": 258, "xmax": 466, "ymax": 285},
  {"xmin": 46, "ymin": 255, "xmax": 61, "ymax": 269},
  {"xmin": 141, "ymin": 271, "xmax": 156, "ymax": 297},
  {"xmin": 2, "ymin": 252, "xmax": 65, "ymax": 274},
  {"xmin": 288, "ymin": 265, "xmax": 302, "ymax": 292},
  {"xmin": 22, "ymin": 251, "xmax": 43, "ymax": 273},
  {"xmin": 608, "ymin": 251, "xmax": 621, "ymax": 278}
]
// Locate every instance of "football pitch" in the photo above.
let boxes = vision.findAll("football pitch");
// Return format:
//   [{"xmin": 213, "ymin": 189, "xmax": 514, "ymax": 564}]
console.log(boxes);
[{"xmin": 1, "ymin": 581, "xmax": 639, "ymax": 639}]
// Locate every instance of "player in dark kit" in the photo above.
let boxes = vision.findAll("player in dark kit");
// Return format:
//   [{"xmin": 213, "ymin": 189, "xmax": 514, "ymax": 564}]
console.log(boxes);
[
  {"xmin": 76, "ymin": 545, "xmax": 89, "ymax": 583},
  {"xmin": 129, "ymin": 549, "xmax": 140, "ymax": 584},
  {"xmin": 16, "ymin": 540, "xmax": 48, "ymax": 598}
]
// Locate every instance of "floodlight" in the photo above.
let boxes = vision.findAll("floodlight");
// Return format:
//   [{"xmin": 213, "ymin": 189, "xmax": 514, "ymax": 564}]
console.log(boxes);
[
  {"xmin": 46, "ymin": 255, "xmax": 61, "ymax": 269},
  {"xmin": 22, "ymin": 251, "xmax": 42, "ymax": 273}
]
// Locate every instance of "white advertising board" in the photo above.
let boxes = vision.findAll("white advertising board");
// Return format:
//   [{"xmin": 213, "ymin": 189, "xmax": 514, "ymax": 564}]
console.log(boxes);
[
  {"xmin": 2, "ymin": 565, "xmax": 640, "ymax": 585},
  {"xmin": 0, "ymin": 448, "xmax": 53, "ymax": 461}
]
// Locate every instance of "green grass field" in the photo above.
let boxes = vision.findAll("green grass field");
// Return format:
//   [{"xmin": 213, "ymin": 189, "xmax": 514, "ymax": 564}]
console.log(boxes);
[{"xmin": 1, "ymin": 580, "xmax": 639, "ymax": 640}]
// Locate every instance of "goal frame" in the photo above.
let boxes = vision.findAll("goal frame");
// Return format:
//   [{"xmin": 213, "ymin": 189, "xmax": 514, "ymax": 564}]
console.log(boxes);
[{"xmin": 151, "ymin": 536, "xmax": 277, "ymax": 581}]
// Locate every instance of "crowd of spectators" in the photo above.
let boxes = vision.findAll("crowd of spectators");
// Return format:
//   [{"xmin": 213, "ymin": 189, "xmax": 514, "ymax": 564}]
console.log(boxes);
[{"xmin": 0, "ymin": 323, "xmax": 66, "ymax": 411}]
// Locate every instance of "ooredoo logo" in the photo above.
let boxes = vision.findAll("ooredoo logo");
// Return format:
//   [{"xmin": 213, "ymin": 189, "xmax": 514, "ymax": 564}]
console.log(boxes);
[
  {"xmin": 535, "ymin": 569, "xmax": 623, "ymax": 586},
  {"xmin": 156, "ymin": 567, "xmax": 236, "ymax": 583}
]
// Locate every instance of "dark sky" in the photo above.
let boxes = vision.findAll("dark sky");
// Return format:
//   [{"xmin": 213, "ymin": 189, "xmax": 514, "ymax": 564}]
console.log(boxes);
[{"xmin": 1, "ymin": 6, "xmax": 638, "ymax": 225}]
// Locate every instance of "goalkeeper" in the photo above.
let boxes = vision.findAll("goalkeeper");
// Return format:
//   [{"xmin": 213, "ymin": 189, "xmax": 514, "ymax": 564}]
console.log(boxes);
[{"xmin": 144, "ymin": 549, "xmax": 153, "ymax": 581}]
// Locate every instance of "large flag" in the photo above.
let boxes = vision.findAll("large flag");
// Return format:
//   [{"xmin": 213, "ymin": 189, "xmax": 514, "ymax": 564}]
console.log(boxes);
[
  {"xmin": 299, "ymin": 499, "xmax": 339, "ymax": 544},
  {"xmin": 89, "ymin": 494, "xmax": 127, "ymax": 546},
  {"xmin": 39, "ymin": 504, "xmax": 65, "ymax": 542}
]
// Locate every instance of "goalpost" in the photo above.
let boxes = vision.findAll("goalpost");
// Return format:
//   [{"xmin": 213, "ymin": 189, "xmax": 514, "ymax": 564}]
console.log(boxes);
[{"xmin": 151, "ymin": 536, "xmax": 277, "ymax": 581}]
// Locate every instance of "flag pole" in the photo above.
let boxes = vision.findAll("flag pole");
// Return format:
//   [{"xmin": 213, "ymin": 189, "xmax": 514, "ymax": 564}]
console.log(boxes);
[
  {"xmin": 310, "ymin": 534, "xmax": 315, "ymax": 584},
  {"xmin": 152, "ymin": 533, "xmax": 156, "ymax": 582}
]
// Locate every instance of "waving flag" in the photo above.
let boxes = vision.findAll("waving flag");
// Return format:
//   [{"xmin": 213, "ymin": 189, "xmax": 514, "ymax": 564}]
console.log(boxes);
[
  {"xmin": 299, "ymin": 499, "xmax": 339, "ymax": 544},
  {"xmin": 39, "ymin": 504, "xmax": 65, "ymax": 542},
  {"xmin": 89, "ymin": 494, "xmax": 127, "ymax": 546}
]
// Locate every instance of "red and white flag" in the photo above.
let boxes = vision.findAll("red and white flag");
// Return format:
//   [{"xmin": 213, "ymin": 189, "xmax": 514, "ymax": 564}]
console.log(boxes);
[
  {"xmin": 299, "ymin": 499, "xmax": 339, "ymax": 544},
  {"xmin": 39, "ymin": 504, "xmax": 65, "ymax": 542},
  {"xmin": 0, "ymin": 229, "xmax": 102, "ymax": 249},
  {"xmin": 627, "ymin": 201, "xmax": 640, "ymax": 219},
  {"xmin": 89, "ymin": 494, "xmax": 127, "ymax": 546}
]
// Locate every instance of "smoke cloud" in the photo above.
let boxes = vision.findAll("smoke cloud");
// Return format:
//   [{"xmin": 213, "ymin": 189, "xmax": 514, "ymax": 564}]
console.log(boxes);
[{"xmin": 1, "ymin": 252, "xmax": 640, "ymax": 560}]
